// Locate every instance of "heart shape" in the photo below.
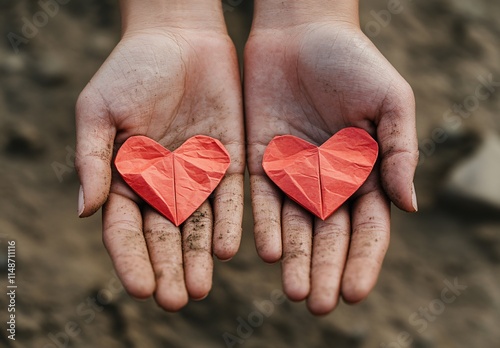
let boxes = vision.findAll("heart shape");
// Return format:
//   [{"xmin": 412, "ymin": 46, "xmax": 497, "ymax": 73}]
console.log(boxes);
[
  {"xmin": 115, "ymin": 135, "xmax": 230, "ymax": 226},
  {"xmin": 262, "ymin": 127, "xmax": 378, "ymax": 220}
]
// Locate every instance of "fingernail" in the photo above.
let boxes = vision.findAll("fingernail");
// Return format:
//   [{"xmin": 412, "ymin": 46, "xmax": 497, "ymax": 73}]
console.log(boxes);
[
  {"xmin": 411, "ymin": 182, "xmax": 418, "ymax": 212},
  {"xmin": 78, "ymin": 185, "xmax": 85, "ymax": 217}
]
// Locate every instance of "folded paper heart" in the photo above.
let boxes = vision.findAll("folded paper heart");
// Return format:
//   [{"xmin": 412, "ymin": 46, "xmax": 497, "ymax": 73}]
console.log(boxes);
[
  {"xmin": 262, "ymin": 127, "xmax": 378, "ymax": 220},
  {"xmin": 115, "ymin": 135, "xmax": 230, "ymax": 226}
]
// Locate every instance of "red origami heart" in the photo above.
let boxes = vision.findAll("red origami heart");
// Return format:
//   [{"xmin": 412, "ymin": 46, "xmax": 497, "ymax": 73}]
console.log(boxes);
[
  {"xmin": 115, "ymin": 135, "xmax": 230, "ymax": 226},
  {"xmin": 262, "ymin": 127, "xmax": 378, "ymax": 220}
]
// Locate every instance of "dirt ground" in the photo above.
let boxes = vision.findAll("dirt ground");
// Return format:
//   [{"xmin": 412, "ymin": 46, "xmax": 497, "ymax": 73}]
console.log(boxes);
[{"xmin": 1, "ymin": 0, "xmax": 499, "ymax": 347}]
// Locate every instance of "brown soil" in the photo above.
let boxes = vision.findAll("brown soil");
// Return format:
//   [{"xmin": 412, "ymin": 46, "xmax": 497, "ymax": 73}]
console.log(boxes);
[{"xmin": 1, "ymin": 0, "xmax": 499, "ymax": 347}]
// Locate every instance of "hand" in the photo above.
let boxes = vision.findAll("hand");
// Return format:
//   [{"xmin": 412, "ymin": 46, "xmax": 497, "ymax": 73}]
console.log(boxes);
[
  {"xmin": 245, "ymin": 2, "xmax": 418, "ymax": 315},
  {"xmin": 75, "ymin": 1, "xmax": 245, "ymax": 311}
]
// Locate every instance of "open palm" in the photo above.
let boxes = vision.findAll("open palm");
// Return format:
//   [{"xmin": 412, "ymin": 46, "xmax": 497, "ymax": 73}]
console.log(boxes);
[
  {"xmin": 245, "ymin": 22, "xmax": 418, "ymax": 314},
  {"xmin": 76, "ymin": 29, "xmax": 245, "ymax": 311}
]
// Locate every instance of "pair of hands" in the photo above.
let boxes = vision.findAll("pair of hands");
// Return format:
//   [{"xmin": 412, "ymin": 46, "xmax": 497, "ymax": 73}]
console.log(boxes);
[{"xmin": 76, "ymin": 1, "xmax": 418, "ymax": 315}]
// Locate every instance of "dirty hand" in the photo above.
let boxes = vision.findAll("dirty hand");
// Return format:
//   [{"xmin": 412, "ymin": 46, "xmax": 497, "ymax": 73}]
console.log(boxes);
[
  {"xmin": 245, "ymin": 0, "xmax": 418, "ymax": 315},
  {"xmin": 75, "ymin": 0, "xmax": 244, "ymax": 311}
]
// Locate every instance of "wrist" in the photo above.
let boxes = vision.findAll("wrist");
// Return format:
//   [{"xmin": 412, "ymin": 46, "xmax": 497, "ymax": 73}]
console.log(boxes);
[
  {"xmin": 119, "ymin": 0, "xmax": 226, "ymax": 34},
  {"xmin": 252, "ymin": 0, "xmax": 359, "ymax": 29}
]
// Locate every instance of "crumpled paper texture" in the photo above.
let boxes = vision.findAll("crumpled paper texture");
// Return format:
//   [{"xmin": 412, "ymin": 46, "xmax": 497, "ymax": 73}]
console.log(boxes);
[
  {"xmin": 263, "ymin": 128, "xmax": 378, "ymax": 220},
  {"xmin": 115, "ymin": 135, "xmax": 230, "ymax": 226}
]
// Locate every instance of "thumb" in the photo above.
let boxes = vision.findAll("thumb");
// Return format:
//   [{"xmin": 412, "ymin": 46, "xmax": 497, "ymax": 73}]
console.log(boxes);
[
  {"xmin": 377, "ymin": 81, "xmax": 419, "ymax": 212},
  {"xmin": 75, "ymin": 90, "xmax": 115, "ymax": 217}
]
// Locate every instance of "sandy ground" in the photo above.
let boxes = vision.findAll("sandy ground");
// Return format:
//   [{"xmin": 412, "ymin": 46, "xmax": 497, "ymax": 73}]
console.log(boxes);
[{"xmin": 1, "ymin": 0, "xmax": 499, "ymax": 347}]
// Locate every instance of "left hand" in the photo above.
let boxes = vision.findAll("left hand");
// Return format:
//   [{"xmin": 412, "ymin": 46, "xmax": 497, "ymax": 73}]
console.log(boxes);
[{"xmin": 245, "ymin": 4, "xmax": 418, "ymax": 315}]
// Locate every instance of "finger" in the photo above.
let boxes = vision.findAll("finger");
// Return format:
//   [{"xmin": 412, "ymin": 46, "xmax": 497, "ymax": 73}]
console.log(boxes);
[
  {"xmin": 213, "ymin": 173, "xmax": 244, "ymax": 261},
  {"xmin": 102, "ymin": 193, "xmax": 155, "ymax": 299},
  {"xmin": 341, "ymin": 189, "xmax": 390, "ymax": 304},
  {"xmin": 306, "ymin": 205, "xmax": 350, "ymax": 315},
  {"xmin": 182, "ymin": 201, "xmax": 213, "ymax": 300},
  {"xmin": 75, "ymin": 90, "xmax": 115, "ymax": 217},
  {"xmin": 281, "ymin": 199, "xmax": 313, "ymax": 301},
  {"xmin": 250, "ymin": 175, "xmax": 283, "ymax": 263},
  {"xmin": 377, "ymin": 81, "xmax": 419, "ymax": 212},
  {"xmin": 143, "ymin": 207, "xmax": 188, "ymax": 312}
]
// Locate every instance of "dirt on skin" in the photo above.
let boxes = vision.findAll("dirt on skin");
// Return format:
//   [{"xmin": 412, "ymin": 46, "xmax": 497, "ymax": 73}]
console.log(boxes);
[{"xmin": 1, "ymin": 0, "xmax": 500, "ymax": 347}]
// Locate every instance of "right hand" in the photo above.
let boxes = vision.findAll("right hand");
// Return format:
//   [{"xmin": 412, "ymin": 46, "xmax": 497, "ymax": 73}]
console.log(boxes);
[{"xmin": 244, "ymin": 0, "xmax": 418, "ymax": 315}]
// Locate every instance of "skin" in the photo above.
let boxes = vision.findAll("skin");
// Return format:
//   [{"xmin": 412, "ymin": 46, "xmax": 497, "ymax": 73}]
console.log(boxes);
[
  {"xmin": 76, "ymin": 0, "xmax": 245, "ymax": 311},
  {"xmin": 245, "ymin": 1, "xmax": 419, "ymax": 315},
  {"xmin": 76, "ymin": 0, "xmax": 418, "ymax": 315}
]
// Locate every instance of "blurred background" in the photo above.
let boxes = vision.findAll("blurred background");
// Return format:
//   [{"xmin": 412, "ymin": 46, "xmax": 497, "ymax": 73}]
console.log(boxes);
[{"xmin": 1, "ymin": 0, "xmax": 499, "ymax": 347}]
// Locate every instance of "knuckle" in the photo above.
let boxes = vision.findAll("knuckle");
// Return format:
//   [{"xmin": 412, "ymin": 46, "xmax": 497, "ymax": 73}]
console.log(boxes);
[{"xmin": 314, "ymin": 222, "xmax": 349, "ymax": 239}]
